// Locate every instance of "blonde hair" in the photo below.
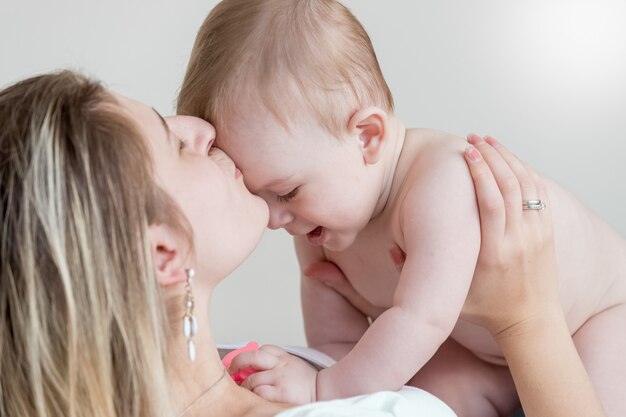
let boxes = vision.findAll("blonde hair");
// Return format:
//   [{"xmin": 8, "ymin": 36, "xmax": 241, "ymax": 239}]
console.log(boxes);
[
  {"xmin": 178, "ymin": 0, "xmax": 394, "ymax": 137},
  {"xmin": 0, "ymin": 71, "xmax": 181, "ymax": 417}
]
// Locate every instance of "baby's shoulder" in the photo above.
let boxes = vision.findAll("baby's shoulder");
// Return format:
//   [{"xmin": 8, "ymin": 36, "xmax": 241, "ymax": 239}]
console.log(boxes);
[
  {"xmin": 398, "ymin": 128, "xmax": 472, "ymax": 190},
  {"xmin": 403, "ymin": 128, "xmax": 468, "ymax": 167},
  {"xmin": 392, "ymin": 128, "xmax": 477, "ymax": 221}
]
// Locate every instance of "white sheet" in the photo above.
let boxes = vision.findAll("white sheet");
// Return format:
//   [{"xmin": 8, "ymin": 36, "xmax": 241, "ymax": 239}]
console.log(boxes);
[
  {"xmin": 218, "ymin": 343, "xmax": 457, "ymax": 416},
  {"xmin": 275, "ymin": 387, "xmax": 457, "ymax": 417}
]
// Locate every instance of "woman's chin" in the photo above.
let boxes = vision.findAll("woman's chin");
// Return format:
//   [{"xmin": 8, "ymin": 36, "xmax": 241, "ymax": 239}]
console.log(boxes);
[
  {"xmin": 249, "ymin": 197, "xmax": 270, "ymax": 246},
  {"xmin": 245, "ymin": 220, "xmax": 267, "ymax": 259},
  {"xmin": 197, "ymin": 199, "xmax": 267, "ymax": 285},
  {"xmin": 254, "ymin": 195, "xmax": 270, "ymax": 224},
  {"xmin": 218, "ymin": 228, "xmax": 265, "ymax": 280}
]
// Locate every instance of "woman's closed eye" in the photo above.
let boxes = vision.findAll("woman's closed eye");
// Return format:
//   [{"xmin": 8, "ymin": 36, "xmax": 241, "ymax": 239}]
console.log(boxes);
[
  {"xmin": 205, "ymin": 138, "xmax": 216, "ymax": 156},
  {"xmin": 178, "ymin": 137, "xmax": 187, "ymax": 152},
  {"xmin": 177, "ymin": 135, "xmax": 215, "ymax": 156},
  {"xmin": 277, "ymin": 187, "xmax": 299, "ymax": 203}
]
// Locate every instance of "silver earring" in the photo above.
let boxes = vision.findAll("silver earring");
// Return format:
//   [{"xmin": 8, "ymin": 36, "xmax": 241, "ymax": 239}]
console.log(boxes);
[{"xmin": 183, "ymin": 268, "xmax": 198, "ymax": 362}]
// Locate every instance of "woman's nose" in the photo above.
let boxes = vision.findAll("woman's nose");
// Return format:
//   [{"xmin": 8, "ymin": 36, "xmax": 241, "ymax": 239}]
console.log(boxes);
[{"xmin": 165, "ymin": 115, "xmax": 216, "ymax": 154}]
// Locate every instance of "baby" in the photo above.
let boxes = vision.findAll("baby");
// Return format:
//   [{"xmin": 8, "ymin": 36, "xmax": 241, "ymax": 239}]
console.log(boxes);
[{"xmin": 178, "ymin": 1, "xmax": 626, "ymax": 415}]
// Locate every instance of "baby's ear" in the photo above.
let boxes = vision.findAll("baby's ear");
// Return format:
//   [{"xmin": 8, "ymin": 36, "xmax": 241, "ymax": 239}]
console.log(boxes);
[
  {"xmin": 347, "ymin": 107, "xmax": 388, "ymax": 164},
  {"xmin": 147, "ymin": 224, "xmax": 188, "ymax": 286}
]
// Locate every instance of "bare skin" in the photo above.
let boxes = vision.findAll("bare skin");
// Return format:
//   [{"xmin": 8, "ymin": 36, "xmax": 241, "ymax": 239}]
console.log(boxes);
[
  {"xmin": 223, "ymin": 109, "xmax": 626, "ymax": 416},
  {"xmin": 122, "ymin": 96, "xmax": 455, "ymax": 417},
  {"xmin": 118, "ymin": 95, "xmax": 291, "ymax": 417},
  {"xmin": 313, "ymin": 135, "xmax": 609, "ymax": 417},
  {"xmin": 462, "ymin": 136, "xmax": 608, "ymax": 417}
]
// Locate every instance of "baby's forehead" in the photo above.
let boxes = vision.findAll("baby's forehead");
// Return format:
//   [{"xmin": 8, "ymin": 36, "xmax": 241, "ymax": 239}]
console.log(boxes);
[
  {"xmin": 220, "ymin": 134, "xmax": 310, "ymax": 179},
  {"xmin": 242, "ymin": 162, "xmax": 300, "ymax": 194},
  {"xmin": 218, "ymin": 114, "xmax": 315, "ymax": 148},
  {"xmin": 220, "ymin": 102, "xmax": 304, "ymax": 132}
]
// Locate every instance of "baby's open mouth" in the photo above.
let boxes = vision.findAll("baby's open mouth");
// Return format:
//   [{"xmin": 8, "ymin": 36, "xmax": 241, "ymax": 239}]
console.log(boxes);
[{"xmin": 306, "ymin": 226, "xmax": 324, "ymax": 246}]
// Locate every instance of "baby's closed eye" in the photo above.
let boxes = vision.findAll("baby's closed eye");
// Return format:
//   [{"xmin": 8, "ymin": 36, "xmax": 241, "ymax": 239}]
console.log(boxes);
[{"xmin": 277, "ymin": 187, "xmax": 299, "ymax": 203}]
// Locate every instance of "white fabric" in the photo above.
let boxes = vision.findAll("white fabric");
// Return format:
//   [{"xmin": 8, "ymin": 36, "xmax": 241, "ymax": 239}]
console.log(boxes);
[{"xmin": 275, "ymin": 386, "xmax": 457, "ymax": 417}]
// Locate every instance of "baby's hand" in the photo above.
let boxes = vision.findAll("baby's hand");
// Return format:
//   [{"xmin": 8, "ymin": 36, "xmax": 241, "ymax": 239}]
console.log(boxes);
[
  {"xmin": 228, "ymin": 344, "xmax": 318, "ymax": 404},
  {"xmin": 222, "ymin": 341, "xmax": 260, "ymax": 383}
]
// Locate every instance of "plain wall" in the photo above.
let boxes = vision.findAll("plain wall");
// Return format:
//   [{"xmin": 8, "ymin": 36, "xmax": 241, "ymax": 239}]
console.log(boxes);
[{"xmin": 1, "ymin": 0, "xmax": 625, "ymax": 346}]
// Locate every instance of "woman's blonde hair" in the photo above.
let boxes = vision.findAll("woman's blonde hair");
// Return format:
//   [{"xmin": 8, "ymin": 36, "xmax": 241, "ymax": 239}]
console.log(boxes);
[
  {"xmin": 178, "ymin": 0, "xmax": 394, "ymax": 137},
  {"xmin": 0, "ymin": 71, "xmax": 181, "ymax": 417}
]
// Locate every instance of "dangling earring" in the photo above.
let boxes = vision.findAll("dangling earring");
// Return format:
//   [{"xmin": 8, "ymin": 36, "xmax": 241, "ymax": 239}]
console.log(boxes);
[{"xmin": 183, "ymin": 268, "xmax": 198, "ymax": 362}]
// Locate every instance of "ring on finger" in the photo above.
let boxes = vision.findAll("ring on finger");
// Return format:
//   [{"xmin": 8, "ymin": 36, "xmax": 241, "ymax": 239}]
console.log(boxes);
[{"xmin": 522, "ymin": 199, "xmax": 546, "ymax": 210}]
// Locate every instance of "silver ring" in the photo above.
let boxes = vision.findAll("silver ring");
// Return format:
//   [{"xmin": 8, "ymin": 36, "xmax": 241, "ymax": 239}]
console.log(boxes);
[{"xmin": 522, "ymin": 200, "xmax": 546, "ymax": 210}]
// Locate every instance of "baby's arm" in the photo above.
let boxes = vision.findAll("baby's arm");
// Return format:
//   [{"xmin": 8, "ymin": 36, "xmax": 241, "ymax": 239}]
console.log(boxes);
[
  {"xmin": 296, "ymin": 236, "xmax": 371, "ymax": 361},
  {"xmin": 316, "ymin": 151, "xmax": 481, "ymax": 400},
  {"xmin": 229, "ymin": 240, "xmax": 374, "ymax": 405}
]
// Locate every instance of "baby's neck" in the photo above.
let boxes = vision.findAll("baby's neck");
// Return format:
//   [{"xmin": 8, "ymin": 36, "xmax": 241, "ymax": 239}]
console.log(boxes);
[{"xmin": 370, "ymin": 115, "xmax": 406, "ymax": 219}]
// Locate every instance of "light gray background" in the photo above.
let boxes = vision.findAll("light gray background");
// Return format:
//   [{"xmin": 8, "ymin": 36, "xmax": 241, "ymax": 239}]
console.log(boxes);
[{"xmin": 2, "ymin": 0, "xmax": 625, "ymax": 346}]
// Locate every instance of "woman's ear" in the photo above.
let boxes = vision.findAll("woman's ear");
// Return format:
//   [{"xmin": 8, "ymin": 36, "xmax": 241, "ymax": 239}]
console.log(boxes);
[
  {"xmin": 347, "ymin": 107, "xmax": 388, "ymax": 165},
  {"xmin": 147, "ymin": 224, "xmax": 188, "ymax": 286}
]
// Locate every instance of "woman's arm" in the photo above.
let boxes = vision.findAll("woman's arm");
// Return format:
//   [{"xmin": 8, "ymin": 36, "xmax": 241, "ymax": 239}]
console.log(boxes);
[{"xmin": 461, "ymin": 134, "xmax": 607, "ymax": 417}]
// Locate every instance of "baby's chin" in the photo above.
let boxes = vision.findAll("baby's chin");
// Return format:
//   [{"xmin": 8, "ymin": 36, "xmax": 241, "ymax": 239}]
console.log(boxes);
[{"xmin": 321, "ymin": 229, "xmax": 358, "ymax": 252}]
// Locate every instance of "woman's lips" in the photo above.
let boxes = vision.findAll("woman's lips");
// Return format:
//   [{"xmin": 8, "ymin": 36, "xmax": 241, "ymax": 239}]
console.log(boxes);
[{"xmin": 306, "ymin": 226, "xmax": 325, "ymax": 246}]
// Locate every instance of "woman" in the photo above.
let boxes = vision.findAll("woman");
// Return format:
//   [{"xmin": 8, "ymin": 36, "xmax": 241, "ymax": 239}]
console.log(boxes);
[
  {"xmin": 0, "ymin": 71, "xmax": 448, "ymax": 417},
  {"xmin": 0, "ymin": 71, "xmax": 605, "ymax": 417}
]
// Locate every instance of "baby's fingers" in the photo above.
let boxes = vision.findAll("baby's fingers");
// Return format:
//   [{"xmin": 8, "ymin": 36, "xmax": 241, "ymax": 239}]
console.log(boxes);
[
  {"xmin": 252, "ymin": 385, "xmax": 282, "ymax": 402},
  {"xmin": 243, "ymin": 370, "xmax": 293, "ymax": 403},
  {"xmin": 241, "ymin": 369, "xmax": 278, "ymax": 393},
  {"xmin": 259, "ymin": 344, "xmax": 290, "ymax": 357},
  {"xmin": 228, "ymin": 349, "xmax": 280, "ymax": 375}
]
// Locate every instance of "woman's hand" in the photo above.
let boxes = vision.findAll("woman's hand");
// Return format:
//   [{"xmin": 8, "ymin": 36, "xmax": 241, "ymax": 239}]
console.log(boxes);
[
  {"xmin": 461, "ymin": 135, "xmax": 607, "ymax": 417},
  {"xmin": 460, "ymin": 134, "xmax": 561, "ymax": 339}
]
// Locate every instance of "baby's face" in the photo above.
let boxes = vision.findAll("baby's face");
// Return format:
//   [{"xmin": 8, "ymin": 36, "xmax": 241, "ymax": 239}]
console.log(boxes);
[{"xmin": 217, "ymin": 109, "xmax": 381, "ymax": 252}]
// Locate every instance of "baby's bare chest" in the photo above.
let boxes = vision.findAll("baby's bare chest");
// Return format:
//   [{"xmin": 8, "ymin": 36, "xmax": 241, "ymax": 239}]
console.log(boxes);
[{"xmin": 325, "ymin": 222, "xmax": 403, "ymax": 308}]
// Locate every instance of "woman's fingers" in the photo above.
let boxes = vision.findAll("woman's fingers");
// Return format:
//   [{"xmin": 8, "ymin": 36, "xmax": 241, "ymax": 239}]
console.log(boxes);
[
  {"xmin": 529, "ymin": 166, "xmax": 554, "ymax": 236},
  {"xmin": 464, "ymin": 138, "xmax": 506, "ymax": 245},
  {"xmin": 483, "ymin": 136, "xmax": 550, "ymax": 240},
  {"xmin": 467, "ymin": 134, "xmax": 522, "ymax": 231},
  {"xmin": 485, "ymin": 136, "xmax": 539, "ymax": 213}
]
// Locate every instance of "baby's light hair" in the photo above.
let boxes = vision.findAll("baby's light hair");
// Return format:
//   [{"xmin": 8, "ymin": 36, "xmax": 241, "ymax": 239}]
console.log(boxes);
[{"xmin": 178, "ymin": 0, "xmax": 394, "ymax": 137}]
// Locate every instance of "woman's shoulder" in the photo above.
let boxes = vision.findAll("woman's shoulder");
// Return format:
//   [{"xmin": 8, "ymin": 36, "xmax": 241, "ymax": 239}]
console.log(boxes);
[{"xmin": 274, "ymin": 387, "xmax": 457, "ymax": 417}]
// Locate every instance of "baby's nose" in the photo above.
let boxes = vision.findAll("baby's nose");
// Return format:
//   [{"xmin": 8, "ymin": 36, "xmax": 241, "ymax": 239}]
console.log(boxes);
[{"xmin": 267, "ymin": 204, "xmax": 294, "ymax": 230}]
